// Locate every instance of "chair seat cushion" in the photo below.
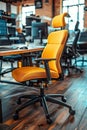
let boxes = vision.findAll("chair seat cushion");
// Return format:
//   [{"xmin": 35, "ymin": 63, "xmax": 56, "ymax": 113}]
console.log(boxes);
[{"xmin": 12, "ymin": 66, "xmax": 59, "ymax": 82}]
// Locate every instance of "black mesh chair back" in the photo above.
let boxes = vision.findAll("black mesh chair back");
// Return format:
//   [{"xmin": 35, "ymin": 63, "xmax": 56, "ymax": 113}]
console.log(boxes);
[{"xmin": 72, "ymin": 29, "xmax": 80, "ymax": 54}]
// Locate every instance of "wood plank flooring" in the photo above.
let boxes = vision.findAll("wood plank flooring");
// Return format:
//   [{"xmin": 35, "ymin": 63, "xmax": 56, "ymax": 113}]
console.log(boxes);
[
  {"xmin": 0, "ymin": 62, "xmax": 87, "ymax": 130},
  {"xmin": 77, "ymin": 107, "xmax": 87, "ymax": 130}
]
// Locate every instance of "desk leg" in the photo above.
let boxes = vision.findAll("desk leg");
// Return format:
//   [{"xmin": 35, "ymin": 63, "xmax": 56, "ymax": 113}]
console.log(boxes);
[{"xmin": 0, "ymin": 99, "xmax": 3, "ymax": 123}]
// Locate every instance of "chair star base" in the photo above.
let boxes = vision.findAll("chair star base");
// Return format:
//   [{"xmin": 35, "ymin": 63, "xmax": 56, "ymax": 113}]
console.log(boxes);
[{"xmin": 13, "ymin": 84, "xmax": 75, "ymax": 124}]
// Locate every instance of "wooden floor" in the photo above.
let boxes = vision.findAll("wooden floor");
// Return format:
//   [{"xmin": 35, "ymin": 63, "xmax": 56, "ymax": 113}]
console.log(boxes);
[{"xmin": 0, "ymin": 62, "xmax": 87, "ymax": 130}]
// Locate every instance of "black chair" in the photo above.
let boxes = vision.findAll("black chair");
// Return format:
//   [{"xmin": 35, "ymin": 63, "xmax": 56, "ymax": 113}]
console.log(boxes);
[
  {"xmin": 0, "ymin": 41, "xmax": 24, "ymax": 77},
  {"xmin": 0, "ymin": 55, "xmax": 22, "ymax": 76},
  {"xmin": 62, "ymin": 29, "xmax": 83, "ymax": 75},
  {"xmin": 0, "ymin": 27, "xmax": 27, "ymax": 77},
  {"xmin": 76, "ymin": 31, "xmax": 87, "ymax": 66}
]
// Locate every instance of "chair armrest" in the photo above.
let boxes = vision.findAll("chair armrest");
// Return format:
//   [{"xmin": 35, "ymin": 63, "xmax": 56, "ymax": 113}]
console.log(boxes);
[
  {"xmin": 35, "ymin": 58, "xmax": 56, "ymax": 84},
  {"xmin": 35, "ymin": 57, "xmax": 56, "ymax": 62},
  {"xmin": 65, "ymin": 44, "xmax": 76, "ymax": 55}
]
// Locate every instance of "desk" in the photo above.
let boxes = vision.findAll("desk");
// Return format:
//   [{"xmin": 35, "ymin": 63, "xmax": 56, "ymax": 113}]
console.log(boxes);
[
  {"xmin": 0, "ymin": 44, "xmax": 44, "ymax": 83},
  {"xmin": 77, "ymin": 41, "xmax": 87, "ymax": 50},
  {"xmin": 0, "ymin": 44, "xmax": 44, "ymax": 56},
  {"xmin": 0, "ymin": 44, "xmax": 44, "ymax": 123}
]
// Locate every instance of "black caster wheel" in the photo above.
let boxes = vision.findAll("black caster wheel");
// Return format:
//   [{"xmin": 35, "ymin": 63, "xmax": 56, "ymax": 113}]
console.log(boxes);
[
  {"xmin": 80, "ymin": 69, "xmax": 84, "ymax": 73},
  {"xmin": 40, "ymin": 101, "xmax": 43, "ymax": 106},
  {"xmin": 17, "ymin": 99, "xmax": 21, "ymax": 105},
  {"xmin": 46, "ymin": 116, "xmax": 53, "ymax": 124},
  {"xmin": 13, "ymin": 113, "xmax": 19, "ymax": 120},
  {"xmin": 47, "ymin": 118, "xmax": 53, "ymax": 124},
  {"xmin": 69, "ymin": 109, "xmax": 75, "ymax": 115},
  {"xmin": 62, "ymin": 96, "xmax": 66, "ymax": 102}
]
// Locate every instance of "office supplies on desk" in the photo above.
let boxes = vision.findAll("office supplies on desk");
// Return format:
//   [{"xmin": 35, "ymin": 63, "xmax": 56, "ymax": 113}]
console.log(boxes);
[{"xmin": 19, "ymin": 46, "xmax": 28, "ymax": 50}]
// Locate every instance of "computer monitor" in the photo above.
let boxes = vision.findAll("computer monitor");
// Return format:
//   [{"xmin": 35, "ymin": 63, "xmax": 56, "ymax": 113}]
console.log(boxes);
[
  {"xmin": 0, "ymin": 19, "xmax": 11, "ymax": 46},
  {"xmin": 26, "ymin": 16, "xmax": 41, "ymax": 26},
  {"xmin": 8, "ymin": 27, "xmax": 16, "ymax": 36},
  {"xmin": 31, "ymin": 22, "xmax": 48, "ymax": 45},
  {"xmin": 0, "ymin": 19, "xmax": 7, "ymax": 36},
  {"xmin": 26, "ymin": 16, "xmax": 41, "ymax": 36}
]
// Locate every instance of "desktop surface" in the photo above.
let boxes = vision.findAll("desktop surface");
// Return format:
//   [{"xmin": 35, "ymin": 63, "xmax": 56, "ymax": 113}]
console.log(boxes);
[
  {"xmin": 0, "ymin": 42, "xmax": 45, "ymax": 54},
  {"xmin": 0, "ymin": 46, "xmax": 18, "ymax": 51}
]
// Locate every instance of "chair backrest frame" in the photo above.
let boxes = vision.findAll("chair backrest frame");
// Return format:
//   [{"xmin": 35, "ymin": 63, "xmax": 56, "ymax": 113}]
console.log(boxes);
[{"xmin": 72, "ymin": 29, "xmax": 80, "ymax": 53}]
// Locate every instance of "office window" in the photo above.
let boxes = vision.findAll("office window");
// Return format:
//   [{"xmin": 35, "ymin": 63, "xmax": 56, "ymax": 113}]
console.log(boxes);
[
  {"xmin": 62, "ymin": 0, "xmax": 85, "ymax": 31},
  {"xmin": 0, "ymin": 2, "xmax": 6, "ymax": 12},
  {"xmin": 22, "ymin": 5, "xmax": 35, "ymax": 25},
  {"xmin": 11, "ymin": 5, "xmax": 17, "ymax": 14}
]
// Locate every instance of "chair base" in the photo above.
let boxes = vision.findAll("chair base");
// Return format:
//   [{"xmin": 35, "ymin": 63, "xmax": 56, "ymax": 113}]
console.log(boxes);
[
  {"xmin": 62, "ymin": 57, "xmax": 84, "ymax": 76},
  {"xmin": 68, "ymin": 65, "xmax": 83, "ymax": 76},
  {"xmin": 13, "ymin": 84, "xmax": 75, "ymax": 124}
]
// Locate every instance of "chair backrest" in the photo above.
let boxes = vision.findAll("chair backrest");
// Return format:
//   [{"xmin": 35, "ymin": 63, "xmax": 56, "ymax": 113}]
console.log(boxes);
[
  {"xmin": 41, "ymin": 13, "xmax": 69, "ymax": 75},
  {"xmin": 71, "ymin": 21, "xmax": 80, "ymax": 53},
  {"xmin": 72, "ymin": 29, "xmax": 80, "ymax": 53},
  {"xmin": 74, "ymin": 21, "xmax": 79, "ymax": 31}
]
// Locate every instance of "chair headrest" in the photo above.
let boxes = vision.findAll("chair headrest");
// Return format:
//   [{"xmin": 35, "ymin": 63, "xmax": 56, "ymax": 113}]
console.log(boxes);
[{"xmin": 52, "ymin": 12, "xmax": 68, "ymax": 28}]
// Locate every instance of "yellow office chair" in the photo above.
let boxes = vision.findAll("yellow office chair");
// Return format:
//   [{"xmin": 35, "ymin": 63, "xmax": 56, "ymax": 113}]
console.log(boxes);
[{"xmin": 12, "ymin": 13, "xmax": 75, "ymax": 124}]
